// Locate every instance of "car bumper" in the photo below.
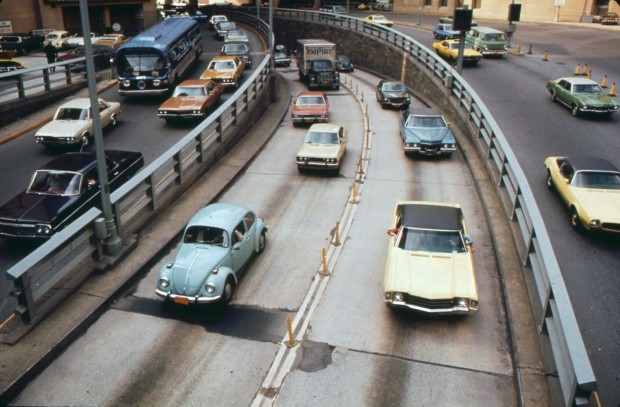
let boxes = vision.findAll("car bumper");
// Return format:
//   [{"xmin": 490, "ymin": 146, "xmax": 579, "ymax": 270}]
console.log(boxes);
[
  {"xmin": 384, "ymin": 293, "xmax": 478, "ymax": 315},
  {"xmin": 404, "ymin": 143, "xmax": 457, "ymax": 155},
  {"xmin": 35, "ymin": 136, "xmax": 81, "ymax": 146},
  {"xmin": 155, "ymin": 289, "xmax": 222, "ymax": 304},
  {"xmin": 158, "ymin": 112, "xmax": 204, "ymax": 120},
  {"xmin": 578, "ymin": 105, "xmax": 619, "ymax": 114},
  {"xmin": 275, "ymin": 60, "xmax": 291, "ymax": 66},
  {"xmin": 480, "ymin": 50, "xmax": 507, "ymax": 56},
  {"xmin": 384, "ymin": 298, "xmax": 478, "ymax": 315},
  {"xmin": 291, "ymin": 115, "xmax": 328, "ymax": 124},
  {"xmin": 0, "ymin": 221, "xmax": 53, "ymax": 239},
  {"xmin": 296, "ymin": 159, "xmax": 340, "ymax": 170}
]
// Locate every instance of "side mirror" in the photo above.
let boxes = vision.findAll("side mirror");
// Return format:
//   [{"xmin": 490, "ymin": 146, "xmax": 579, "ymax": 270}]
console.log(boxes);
[{"xmin": 464, "ymin": 235, "xmax": 473, "ymax": 245}]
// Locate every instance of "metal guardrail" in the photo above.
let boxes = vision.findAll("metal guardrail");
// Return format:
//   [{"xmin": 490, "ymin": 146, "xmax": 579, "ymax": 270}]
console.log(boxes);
[
  {"xmin": 238, "ymin": 7, "xmax": 594, "ymax": 407},
  {"xmin": 5, "ymin": 13, "xmax": 273, "ymax": 328},
  {"xmin": 3, "ymin": 8, "xmax": 596, "ymax": 406}
]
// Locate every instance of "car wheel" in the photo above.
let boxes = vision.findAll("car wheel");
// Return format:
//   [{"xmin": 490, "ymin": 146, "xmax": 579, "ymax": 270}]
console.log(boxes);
[
  {"xmin": 550, "ymin": 91, "xmax": 557, "ymax": 102},
  {"xmin": 110, "ymin": 114, "xmax": 117, "ymax": 126},
  {"xmin": 81, "ymin": 133, "xmax": 90, "ymax": 146},
  {"xmin": 257, "ymin": 230, "xmax": 267, "ymax": 254},
  {"xmin": 571, "ymin": 105, "xmax": 579, "ymax": 117},
  {"xmin": 546, "ymin": 170, "xmax": 554, "ymax": 191},
  {"xmin": 221, "ymin": 277, "xmax": 234, "ymax": 304},
  {"xmin": 570, "ymin": 207, "xmax": 583, "ymax": 231}
]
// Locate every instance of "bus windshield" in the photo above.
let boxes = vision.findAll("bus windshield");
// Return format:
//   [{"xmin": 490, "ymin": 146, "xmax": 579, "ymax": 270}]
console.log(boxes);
[{"xmin": 117, "ymin": 50, "xmax": 165, "ymax": 77}]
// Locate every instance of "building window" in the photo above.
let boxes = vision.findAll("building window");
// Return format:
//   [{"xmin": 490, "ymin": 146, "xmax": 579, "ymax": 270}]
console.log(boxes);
[
  {"xmin": 425, "ymin": 0, "xmax": 432, "ymax": 6},
  {"xmin": 440, "ymin": 0, "xmax": 448, "ymax": 6}
]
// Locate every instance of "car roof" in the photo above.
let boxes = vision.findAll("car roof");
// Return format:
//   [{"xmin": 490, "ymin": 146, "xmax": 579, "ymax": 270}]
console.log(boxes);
[
  {"xmin": 400, "ymin": 202, "xmax": 462, "ymax": 231},
  {"xmin": 58, "ymin": 98, "xmax": 103, "ymax": 108},
  {"xmin": 41, "ymin": 152, "xmax": 98, "ymax": 172},
  {"xmin": 470, "ymin": 26, "xmax": 503, "ymax": 33},
  {"xmin": 187, "ymin": 203, "xmax": 251, "ymax": 230},
  {"xmin": 559, "ymin": 77, "xmax": 599, "ymax": 85},
  {"xmin": 308, "ymin": 123, "xmax": 342, "ymax": 132},
  {"xmin": 408, "ymin": 108, "xmax": 441, "ymax": 116},
  {"xmin": 565, "ymin": 157, "xmax": 619, "ymax": 173}
]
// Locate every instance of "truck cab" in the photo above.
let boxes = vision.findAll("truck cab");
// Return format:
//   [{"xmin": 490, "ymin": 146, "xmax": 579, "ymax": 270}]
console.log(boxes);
[{"xmin": 296, "ymin": 39, "xmax": 340, "ymax": 90}]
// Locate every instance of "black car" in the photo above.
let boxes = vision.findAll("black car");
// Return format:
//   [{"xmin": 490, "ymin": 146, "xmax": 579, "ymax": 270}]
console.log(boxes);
[
  {"xmin": 0, "ymin": 150, "xmax": 144, "ymax": 239},
  {"xmin": 274, "ymin": 51, "xmax": 291, "ymax": 67},
  {"xmin": 375, "ymin": 80, "xmax": 411, "ymax": 110},
  {"xmin": 220, "ymin": 42, "xmax": 251, "ymax": 67},
  {"xmin": 335, "ymin": 55, "xmax": 354, "ymax": 72},
  {"xmin": 57, "ymin": 45, "xmax": 116, "ymax": 72},
  {"xmin": 0, "ymin": 33, "xmax": 44, "ymax": 56}
]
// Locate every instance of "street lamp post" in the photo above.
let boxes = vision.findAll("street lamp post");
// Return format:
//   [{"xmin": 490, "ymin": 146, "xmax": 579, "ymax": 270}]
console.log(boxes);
[
  {"xmin": 417, "ymin": 0, "xmax": 422, "ymax": 25},
  {"xmin": 78, "ymin": 0, "xmax": 122, "ymax": 255}
]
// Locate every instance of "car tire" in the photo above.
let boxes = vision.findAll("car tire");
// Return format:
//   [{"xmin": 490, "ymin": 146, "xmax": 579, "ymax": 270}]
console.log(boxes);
[
  {"xmin": 546, "ymin": 170, "xmax": 554, "ymax": 191},
  {"xmin": 258, "ymin": 230, "xmax": 267, "ymax": 254},
  {"xmin": 81, "ymin": 133, "xmax": 90, "ymax": 146},
  {"xmin": 570, "ymin": 207, "xmax": 583, "ymax": 231},
  {"xmin": 221, "ymin": 277, "xmax": 234, "ymax": 304},
  {"xmin": 550, "ymin": 91, "xmax": 557, "ymax": 102},
  {"xmin": 110, "ymin": 114, "xmax": 117, "ymax": 126},
  {"xmin": 571, "ymin": 105, "xmax": 579, "ymax": 117}
]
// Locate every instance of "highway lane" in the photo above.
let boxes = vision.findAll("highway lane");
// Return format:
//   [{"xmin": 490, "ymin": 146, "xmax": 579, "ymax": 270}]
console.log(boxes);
[
  {"xmin": 9, "ymin": 64, "xmax": 520, "ymax": 406},
  {"xmin": 396, "ymin": 19, "xmax": 620, "ymax": 406},
  {"xmin": 0, "ymin": 22, "xmax": 266, "ymax": 322}
]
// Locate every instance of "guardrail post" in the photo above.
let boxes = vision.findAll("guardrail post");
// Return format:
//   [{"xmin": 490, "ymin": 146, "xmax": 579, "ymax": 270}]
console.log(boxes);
[
  {"xmin": 43, "ymin": 69, "xmax": 52, "ymax": 92},
  {"xmin": 17, "ymin": 75, "xmax": 26, "ymax": 99},
  {"xmin": 11, "ymin": 274, "xmax": 36, "ymax": 324}
]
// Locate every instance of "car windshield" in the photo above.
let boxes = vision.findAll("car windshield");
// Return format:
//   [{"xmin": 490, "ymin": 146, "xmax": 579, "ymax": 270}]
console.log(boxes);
[
  {"xmin": 406, "ymin": 115, "xmax": 446, "ymax": 128},
  {"xmin": 382, "ymin": 82, "xmax": 405, "ymax": 92},
  {"xmin": 28, "ymin": 170, "xmax": 84, "ymax": 196},
  {"xmin": 397, "ymin": 227, "xmax": 466, "ymax": 253},
  {"xmin": 443, "ymin": 24, "xmax": 454, "ymax": 31},
  {"xmin": 305, "ymin": 130, "xmax": 339, "ymax": 144},
  {"xmin": 373, "ymin": 16, "xmax": 386, "ymax": 21},
  {"xmin": 56, "ymin": 108, "xmax": 88, "ymax": 121},
  {"xmin": 173, "ymin": 86, "xmax": 206, "ymax": 97},
  {"xmin": 296, "ymin": 96, "xmax": 325, "ymax": 105},
  {"xmin": 210, "ymin": 60, "xmax": 236, "ymax": 71},
  {"xmin": 227, "ymin": 30, "xmax": 245, "ymax": 37},
  {"xmin": 223, "ymin": 44, "xmax": 247, "ymax": 52},
  {"xmin": 337, "ymin": 56, "xmax": 350, "ymax": 63},
  {"xmin": 0, "ymin": 36, "xmax": 20, "ymax": 43},
  {"xmin": 572, "ymin": 171, "xmax": 620, "ymax": 189},
  {"xmin": 312, "ymin": 60, "xmax": 333, "ymax": 70},
  {"xmin": 184, "ymin": 226, "xmax": 229, "ymax": 247},
  {"xmin": 572, "ymin": 84, "xmax": 603, "ymax": 94},
  {"xmin": 117, "ymin": 52, "xmax": 164, "ymax": 76},
  {"xmin": 484, "ymin": 33, "xmax": 506, "ymax": 41}
]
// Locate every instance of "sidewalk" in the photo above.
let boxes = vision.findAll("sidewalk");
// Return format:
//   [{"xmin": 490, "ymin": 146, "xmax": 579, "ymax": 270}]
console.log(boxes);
[{"xmin": 0, "ymin": 74, "xmax": 292, "ymax": 404}]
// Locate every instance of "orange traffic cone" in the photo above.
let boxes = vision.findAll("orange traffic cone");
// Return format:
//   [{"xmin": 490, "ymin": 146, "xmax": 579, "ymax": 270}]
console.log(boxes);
[
  {"xmin": 581, "ymin": 64, "xmax": 588, "ymax": 75},
  {"xmin": 574, "ymin": 64, "xmax": 580, "ymax": 75},
  {"xmin": 609, "ymin": 82, "xmax": 617, "ymax": 97},
  {"xmin": 543, "ymin": 51, "xmax": 549, "ymax": 61},
  {"xmin": 601, "ymin": 75, "xmax": 608, "ymax": 88}
]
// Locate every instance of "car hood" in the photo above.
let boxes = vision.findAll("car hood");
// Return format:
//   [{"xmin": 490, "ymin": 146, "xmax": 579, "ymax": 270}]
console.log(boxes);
[
  {"xmin": 201, "ymin": 70, "xmax": 234, "ymax": 80},
  {"xmin": 169, "ymin": 245, "xmax": 227, "ymax": 296},
  {"xmin": 386, "ymin": 249, "xmax": 477, "ymax": 299},
  {"xmin": 160, "ymin": 97, "xmax": 206, "ymax": 110},
  {"xmin": 36, "ymin": 120, "xmax": 88, "ymax": 137},
  {"xmin": 573, "ymin": 188, "xmax": 620, "ymax": 222},
  {"xmin": 403, "ymin": 127, "xmax": 454, "ymax": 143},
  {"xmin": 577, "ymin": 95, "xmax": 618, "ymax": 107},
  {"xmin": 297, "ymin": 143, "xmax": 340, "ymax": 158},
  {"xmin": 0, "ymin": 191, "xmax": 79, "ymax": 226},
  {"xmin": 292, "ymin": 105, "xmax": 328, "ymax": 116},
  {"xmin": 382, "ymin": 90, "xmax": 408, "ymax": 99}
]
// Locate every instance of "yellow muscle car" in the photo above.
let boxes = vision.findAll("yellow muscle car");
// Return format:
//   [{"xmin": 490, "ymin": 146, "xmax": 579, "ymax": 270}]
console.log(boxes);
[
  {"xmin": 200, "ymin": 55, "xmax": 245, "ymax": 90},
  {"xmin": 383, "ymin": 201, "xmax": 478, "ymax": 315},
  {"xmin": 363, "ymin": 15, "xmax": 394, "ymax": 27},
  {"xmin": 432, "ymin": 39, "xmax": 482, "ymax": 66},
  {"xmin": 544, "ymin": 156, "xmax": 620, "ymax": 233},
  {"xmin": 296, "ymin": 123, "xmax": 348, "ymax": 175}
]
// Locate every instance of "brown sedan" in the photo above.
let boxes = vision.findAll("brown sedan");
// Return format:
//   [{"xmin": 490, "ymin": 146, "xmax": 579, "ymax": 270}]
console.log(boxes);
[
  {"xmin": 291, "ymin": 91, "xmax": 329, "ymax": 126},
  {"xmin": 158, "ymin": 79, "xmax": 224, "ymax": 123}
]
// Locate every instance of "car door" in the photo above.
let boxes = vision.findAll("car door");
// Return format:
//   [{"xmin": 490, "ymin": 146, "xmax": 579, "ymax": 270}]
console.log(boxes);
[
  {"xmin": 230, "ymin": 218, "xmax": 254, "ymax": 271},
  {"xmin": 556, "ymin": 162, "xmax": 577, "ymax": 206},
  {"xmin": 556, "ymin": 80, "xmax": 571, "ymax": 105},
  {"xmin": 98, "ymin": 100, "xmax": 111, "ymax": 127}
]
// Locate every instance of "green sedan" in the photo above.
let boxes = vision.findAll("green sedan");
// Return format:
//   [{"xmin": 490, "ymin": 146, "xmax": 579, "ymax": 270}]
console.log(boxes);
[{"xmin": 546, "ymin": 77, "xmax": 619, "ymax": 117}]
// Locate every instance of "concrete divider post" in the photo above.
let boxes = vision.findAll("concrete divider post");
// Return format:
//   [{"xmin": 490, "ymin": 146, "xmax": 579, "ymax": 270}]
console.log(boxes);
[{"xmin": 332, "ymin": 220, "xmax": 341, "ymax": 246}]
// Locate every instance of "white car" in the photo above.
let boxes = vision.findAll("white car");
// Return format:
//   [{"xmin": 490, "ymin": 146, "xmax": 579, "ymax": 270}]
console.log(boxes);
[
  {"xmin": 67, "ymin": 32, "xmax": 101, "ymax": 48},
  {"xmin": 35, "ymin": 98, "xmax": 121, "ymax": 148},
  {"xmin": 43, "ymin": 30, "xmax": 70, "ymax": 49},
  {"xmin": 296, "ymin": 123, "xmax": 348, "ymax": 174}
]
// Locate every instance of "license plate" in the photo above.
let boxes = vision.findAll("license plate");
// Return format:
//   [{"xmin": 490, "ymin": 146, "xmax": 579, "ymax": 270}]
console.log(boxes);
[{"xmin": 174, "ymin": 296, "xmax": 189, "ymax": 305}]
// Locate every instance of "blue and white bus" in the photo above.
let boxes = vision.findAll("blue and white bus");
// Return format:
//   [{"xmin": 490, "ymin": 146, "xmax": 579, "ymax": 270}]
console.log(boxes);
[{"xmin": 116, "ymin": 17, "xmax": 203, "ymax": 96}]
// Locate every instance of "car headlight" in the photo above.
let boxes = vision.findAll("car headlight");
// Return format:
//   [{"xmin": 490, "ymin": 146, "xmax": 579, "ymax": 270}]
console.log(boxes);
[
  {"xmin": 122, "ymin": 80, "xmax": 130, "ymax": 87},
  {"xmin": 393, "ymin": 292, "xmax": 404, "ymax": 302},
  {"xmin": 159, "ymin": 110, "xmax": 166, "ymax": 115},
  {"xmin": 590, "ymin": 219, "xmax": 601, "ymax": 228},
  {"xmin": 454, "ymin": 298, "xmax": 468, "ymax": 307},
  {"xmin": 205, "ymin": 283, "xmax": 216, "ymax": 293},
  {"xmin": 159, "ymin": 277, "xmax": 169, "ymax": 287},
  {"xmin": 297, "ymin": 156, "xmax": 307, "ymax": 161},
  {"xmin": 153, "ymin": 79, "xmax": 161, "ymax": 86},
  {"xmin": 36, "ymin": 224, "xmax": 52, "ymax": 235}
]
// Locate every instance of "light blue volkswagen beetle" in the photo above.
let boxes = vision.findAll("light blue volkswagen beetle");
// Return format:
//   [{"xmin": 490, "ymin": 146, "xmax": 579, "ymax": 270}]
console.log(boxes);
[{"xmin": 155, "ymin": 202, "xmax": 268, "ymax": 306}]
